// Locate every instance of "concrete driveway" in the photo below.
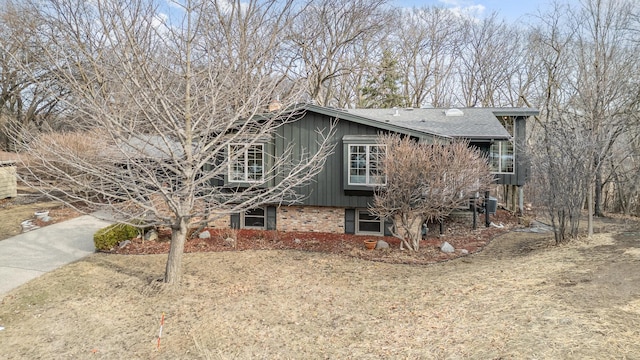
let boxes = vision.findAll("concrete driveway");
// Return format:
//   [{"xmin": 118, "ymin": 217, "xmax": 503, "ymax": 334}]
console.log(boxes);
[{"xmin": 0, "ymin": 215, "xmax": 111, "ymax": 299}]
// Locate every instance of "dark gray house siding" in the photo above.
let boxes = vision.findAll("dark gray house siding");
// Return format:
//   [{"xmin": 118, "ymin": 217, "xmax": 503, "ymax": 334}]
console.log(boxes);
[
  {"xmin": 275, "ymin": 111, "xmax": 383, "ymax": 208},
  {"xmin": 275, "ymin": 109, "xmax": 531, "ymax": 206}
]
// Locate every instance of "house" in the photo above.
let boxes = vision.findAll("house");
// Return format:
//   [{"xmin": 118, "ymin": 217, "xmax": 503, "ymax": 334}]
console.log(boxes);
[{"xmin": 215, "ymin": 104, "xmax": 538, "ymax": 235}]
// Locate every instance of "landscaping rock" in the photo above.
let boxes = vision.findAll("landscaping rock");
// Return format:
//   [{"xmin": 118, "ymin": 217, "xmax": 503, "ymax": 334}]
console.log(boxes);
[
  {"xmin": 224, "ymin": 237, "xmax": 236, "ymax": 247},
  {"xmin": 460, "ymin": 249, "xmax": 469, "ymax": 255},
  {"xmin": 144, "ymin": 229, "xmax": 158, "ymax": 241},
  {"xmin": 440, "ymin": 241, "xmax": 455, "ymax": 253},
  {"xmin": 375, "ymin": 240, "xmax": 389, "ymax": 250},
  {"xmin": 294, "ymin": 238, "xmax": 302, "ymax": 244},
  {"xmin": 198, "ymin": 230, "xmax": 211, "ymax": 239},
  {"xmin": 34, "ymin": 210, "xmax": 49, "ymax": 220},
  {"xmin": 20, "ymin": 220, "xmax": 39, "ymax": 233},
  {"xmin": 118, "ymin": 240, "xmax": 131, "ymax": 249}
]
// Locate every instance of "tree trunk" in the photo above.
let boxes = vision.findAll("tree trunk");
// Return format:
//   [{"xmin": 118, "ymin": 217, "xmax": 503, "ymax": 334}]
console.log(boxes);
[
  {"xmin": 164, "ymin": 217, "xmax": 188, "ymax": 285},
  {"xmin": 594, "ymin": 166, "xmax": 604, "ymax": 217},
  {"xmin": 587, "ymin": 183, "xmax": 594, "ymax": 238}
]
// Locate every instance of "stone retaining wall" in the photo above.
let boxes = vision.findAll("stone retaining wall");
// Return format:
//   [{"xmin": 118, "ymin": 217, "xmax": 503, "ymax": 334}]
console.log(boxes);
[{"xmin": 208, "ymin": 213, "xmax": 231, "ymax": 229}]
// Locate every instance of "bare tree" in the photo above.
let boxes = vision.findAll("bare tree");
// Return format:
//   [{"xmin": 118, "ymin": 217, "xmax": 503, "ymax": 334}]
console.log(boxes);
[
  {"xmin": 526, "ymin": 0, "xmax": 640, "ymax": 239},
  {"xmin": 569, "ymin": 0, "xmax": 640, "ymax": 223},
  {"xmin": 11, "ymin": 0, "xmax": 335, "ymax": 286},
  {"xmin": 531, "ymin": 121, "xmax": 592, "ymax": 243},
  {"xmin": 526, "ymin": 2, "xmax": 592, "ymax": 242},
  {"xmin": 370, "ymin": 134, "xmax": 494, "ymax": 251},
  {"xmin": 394, "ymin": 6, "xmax": 463, "ymax": 108},
  {"xmin": 0, "ymin": 4, "xmax": 66, "ymax": 150},
  {"xmin": 456, "ymin": 13, "xmax": 523, "ymax": 107},
  {"xmin": 286, "ymin": 0, "xmax": 390, "ymax": 106}
]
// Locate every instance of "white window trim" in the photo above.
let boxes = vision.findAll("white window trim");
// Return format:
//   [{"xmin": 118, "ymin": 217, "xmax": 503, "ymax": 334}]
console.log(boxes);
[
  {"xmin": 347, "ymin": 144, "xmax": 387, "ymax": 186},
  {"xmin": 242, "ymin": 207, "xmax": 266, "ymax": 229},
  {"xmin": 228, "ymin": 143, "xmax": 264, "ymax": 183},
  {"xmin": 355, "ymin": 209, "xmax": 384, "ymax": 236}
]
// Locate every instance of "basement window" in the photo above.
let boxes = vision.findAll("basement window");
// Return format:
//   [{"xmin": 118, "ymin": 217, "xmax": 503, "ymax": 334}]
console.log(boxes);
[
  {"xmin": 356, "ymin": 209, "xmax": 383, "ymax": 235},
  {"xmin": 242, "ymin": 207, "xmax": 266, "ymax": 229}
]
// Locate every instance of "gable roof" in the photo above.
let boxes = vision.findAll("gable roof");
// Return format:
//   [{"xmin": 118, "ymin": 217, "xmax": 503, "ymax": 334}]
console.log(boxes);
[
  {"xmin": 116, "ymin": 134, "xmax": 184, "ymax": 160},
  {"xmin": 299, "ymin": 104, "xmax": 451, "ymax": 141},
  {"xmin": 301, "ymin": 104, "xmax": 538, "ymax": 141}
]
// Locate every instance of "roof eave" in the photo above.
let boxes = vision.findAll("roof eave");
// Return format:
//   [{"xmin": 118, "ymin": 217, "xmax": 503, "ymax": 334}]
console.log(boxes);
[
  {"xmin": 454, "ymin": 135, "xmax": 511, "ymax": 142},
  {"xmin": 491, "ymin": 108, "xmax": 539, "ymax": 117}
]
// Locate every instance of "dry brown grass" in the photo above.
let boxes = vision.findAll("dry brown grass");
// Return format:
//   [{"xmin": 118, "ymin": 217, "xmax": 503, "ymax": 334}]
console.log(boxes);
[
  {"xmin": 1, "ymin": 228, "xmax": 640, "ymax": 359},
  {"xmin": 0, "ymin": 185, "xmax": 83, "ymax": 241}
]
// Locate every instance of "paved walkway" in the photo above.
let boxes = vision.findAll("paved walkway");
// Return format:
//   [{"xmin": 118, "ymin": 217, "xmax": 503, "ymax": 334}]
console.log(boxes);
[{"xmin": 0, "ymin": 215, "xmax": 111, "ymax": 299}]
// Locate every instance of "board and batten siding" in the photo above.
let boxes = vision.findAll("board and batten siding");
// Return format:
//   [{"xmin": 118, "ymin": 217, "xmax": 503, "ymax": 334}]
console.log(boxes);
[
  {"xmin": 0, "ymin": 161, "xmax": 17, "ymax": 199},
  {"xmin": 275, "ymin": 111, "xmax": 384, "ymax": 208}
]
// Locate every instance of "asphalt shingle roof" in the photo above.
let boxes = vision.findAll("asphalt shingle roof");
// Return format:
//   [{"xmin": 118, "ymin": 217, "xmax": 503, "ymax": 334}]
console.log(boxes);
[{"xmin": 345, "ymin": 107, "xmax": 536, "ymax": 139}]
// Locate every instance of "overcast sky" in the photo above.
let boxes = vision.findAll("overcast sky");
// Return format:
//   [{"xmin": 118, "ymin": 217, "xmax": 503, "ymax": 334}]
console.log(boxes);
[{"xmin": 393, "ymin": 0, "xmax": 579, "ymax": 22}]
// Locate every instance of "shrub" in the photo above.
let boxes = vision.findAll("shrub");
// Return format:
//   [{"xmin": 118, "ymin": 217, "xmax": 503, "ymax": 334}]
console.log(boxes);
[{"xmin": 93, "ymin": 223, "xmax": 140, "ymax": 251}]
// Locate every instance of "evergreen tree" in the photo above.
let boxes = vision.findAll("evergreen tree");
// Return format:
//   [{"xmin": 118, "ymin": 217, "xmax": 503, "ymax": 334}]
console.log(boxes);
[{"xmin": 359, "ymin": 50, "xmax": 407, "ymax": 108}]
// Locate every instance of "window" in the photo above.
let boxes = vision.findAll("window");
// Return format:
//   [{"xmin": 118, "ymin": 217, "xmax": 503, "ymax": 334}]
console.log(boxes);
[
  {"xmin": 490, "ymin": 116, "xmax": 515, "ymax": 174},
  {"xmin": 348, "ymin": 144, "xmax": 386, "ymax": 186},
  {"xmin": 242, "ymin": 207, "xmax": 265, "ymax": 229},
  {"xmin": 229, "ymin": 144, "xmax": 263, "ymax": 182},
  {"xmin": 356, "ymin": 209, "xmax": 383, "ymax": 235},
  {"xmin": 490, "ymin": 141, "xmax": 514, "ymax": 173}
]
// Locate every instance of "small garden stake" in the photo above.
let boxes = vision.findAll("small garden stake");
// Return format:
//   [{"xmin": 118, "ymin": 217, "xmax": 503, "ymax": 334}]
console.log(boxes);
[{"xmin": 157, "ymin": 312, "xmax": 165, "ymax": 350}]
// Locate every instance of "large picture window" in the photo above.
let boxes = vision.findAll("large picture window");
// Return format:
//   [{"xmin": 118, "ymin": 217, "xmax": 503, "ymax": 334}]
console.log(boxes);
[
  {"xmin": 490, "ymin": 116, "xmax": 515, "ymax": 174},
  {"xmin": 229, "ymin": 144, "xmax": 264, "ymax": 182},
  {"xmin": 348, "ymin": 144, "xmax": 386, "ymax": 186},
  {"xmin": 490, "ymin": 141, "xmax": 514, "ymax": 173}
]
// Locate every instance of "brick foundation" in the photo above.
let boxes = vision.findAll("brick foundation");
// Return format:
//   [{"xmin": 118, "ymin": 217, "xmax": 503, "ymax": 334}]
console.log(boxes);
[{"xmin": 276, "ymin": 205, "xmax": 344, "ymax": 233}]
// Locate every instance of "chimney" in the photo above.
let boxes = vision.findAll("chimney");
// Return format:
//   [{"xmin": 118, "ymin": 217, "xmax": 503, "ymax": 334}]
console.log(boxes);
[{"xmin": 268, "ymin": 99, "xmax": 282, "ymax": 112}]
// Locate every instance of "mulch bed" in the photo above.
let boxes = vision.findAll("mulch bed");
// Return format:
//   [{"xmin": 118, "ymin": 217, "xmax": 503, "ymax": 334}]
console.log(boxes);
[{"xmin": 112, "ymin": 209, "xmax": 521, "ymax": 265}]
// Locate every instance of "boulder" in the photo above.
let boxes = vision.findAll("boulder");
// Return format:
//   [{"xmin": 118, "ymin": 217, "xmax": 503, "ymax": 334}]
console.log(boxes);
[
  {"xmin": 375, "ymin": 240, "xmax": 390, "ymax": 250},
  {"xmin": 118, "ymin": 240, "xmax": 131, "ymax": 249},
  {"xmin": 224, "ymin": 237, "xmax": 236, "ymax": 248},
  {"xmin": 198, "ymin": 230, "xmax": 211, "ymax": 239},
  {"xmin": 144, "ymin": 229, "xmax": 158, "ymax": 241},
  {"xmin": 440, "ymin": 241, "xmax": 455, "ymax": 253},
  {"xmin": 20, "ymin": 220, "xmax": 39, "ymax": 233}
]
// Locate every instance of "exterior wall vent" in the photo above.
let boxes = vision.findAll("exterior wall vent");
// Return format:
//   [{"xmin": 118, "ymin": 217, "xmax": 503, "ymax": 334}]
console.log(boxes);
[{"xmin": 445, "ymin": 108, "xmax": 464, "ymax": 117}]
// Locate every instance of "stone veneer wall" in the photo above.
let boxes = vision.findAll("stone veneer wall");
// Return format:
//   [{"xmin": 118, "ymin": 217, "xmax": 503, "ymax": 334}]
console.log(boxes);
[
  {"xmin": 208, "ymin": 214, "xmax": 230, "ymax": 229},
  {"xmin": 277, "ymin": 205, "xmax": 344, "ymax": 233}
]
